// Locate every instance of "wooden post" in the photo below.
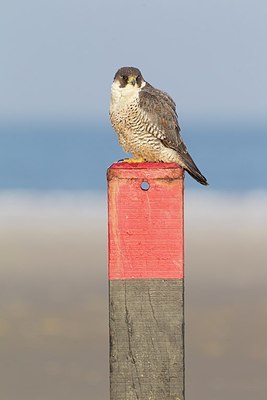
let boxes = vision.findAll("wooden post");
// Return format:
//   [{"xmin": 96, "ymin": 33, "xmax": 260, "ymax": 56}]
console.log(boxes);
[{"xmin": 107, "ymin": 162, "xmax": 184, "ymax": 400}]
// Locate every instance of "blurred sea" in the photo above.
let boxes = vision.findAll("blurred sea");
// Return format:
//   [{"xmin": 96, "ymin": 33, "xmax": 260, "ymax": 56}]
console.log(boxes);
[{"xmin": 0, "ymin": 118, "xmax": 266, "ymax": 191}]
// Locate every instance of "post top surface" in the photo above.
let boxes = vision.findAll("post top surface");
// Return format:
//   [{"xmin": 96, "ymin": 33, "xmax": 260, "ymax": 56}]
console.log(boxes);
[
  {"xmin": 109, "ymin": 162, "xmax": 180, "ymax": 170},
  {"xmin": 108, "ymin": 162, "xmax": 184, "ymax": 180}
]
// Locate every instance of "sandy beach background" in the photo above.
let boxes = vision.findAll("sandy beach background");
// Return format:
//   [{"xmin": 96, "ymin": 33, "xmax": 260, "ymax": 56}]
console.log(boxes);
[{"xmin": 0, "ymin": 190, "xmax": 266, "ymax": 400}]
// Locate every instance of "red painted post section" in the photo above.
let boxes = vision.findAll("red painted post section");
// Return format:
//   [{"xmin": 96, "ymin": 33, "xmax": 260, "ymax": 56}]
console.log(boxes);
[
  {"xmin": 107, "ymin": 162, "xmax": 185, "ymax": 400},
  {"xmin": 108, "ymin": 162, "xmax": 184, "ymax": 280}
]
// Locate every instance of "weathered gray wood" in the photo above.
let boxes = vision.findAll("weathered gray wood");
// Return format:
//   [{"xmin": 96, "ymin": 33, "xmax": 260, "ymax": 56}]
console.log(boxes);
[{"xmin": 110, "ymin": 279, "xmax": 184, "ymax": 400}]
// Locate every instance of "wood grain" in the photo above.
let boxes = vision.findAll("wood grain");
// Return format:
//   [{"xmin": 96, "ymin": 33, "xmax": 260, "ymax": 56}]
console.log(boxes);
[{"xmin": 110, "ymin": 279, "xmax": 184, "ymax": 400}]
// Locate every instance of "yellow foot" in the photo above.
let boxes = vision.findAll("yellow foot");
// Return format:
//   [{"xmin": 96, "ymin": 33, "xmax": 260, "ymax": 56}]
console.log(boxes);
[{"xmin": 120, "ymin": 157, "xmax": 146, "ymax": 163}]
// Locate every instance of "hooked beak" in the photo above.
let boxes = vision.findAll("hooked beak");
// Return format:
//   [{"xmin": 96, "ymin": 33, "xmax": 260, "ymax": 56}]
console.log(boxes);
[{"xmin": 130, "ymin": 78, "xmax": 136, "ymax": 86}]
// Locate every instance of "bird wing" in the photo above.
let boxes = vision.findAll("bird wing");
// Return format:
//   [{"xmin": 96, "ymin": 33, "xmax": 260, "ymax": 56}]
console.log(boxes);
[
  {"xmin": 138, "ymin": 84, "xmax": 188, "ymax": 157},
  {"xmin": 139, "ymin": 84, "xmax": 208, "ymax": 185}
]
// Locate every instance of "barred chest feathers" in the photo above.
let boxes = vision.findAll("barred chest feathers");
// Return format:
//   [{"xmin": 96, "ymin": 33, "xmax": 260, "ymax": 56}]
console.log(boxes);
[{"xmin": 110, "ymin": 80, "xmax": 146, "ymax": 125}]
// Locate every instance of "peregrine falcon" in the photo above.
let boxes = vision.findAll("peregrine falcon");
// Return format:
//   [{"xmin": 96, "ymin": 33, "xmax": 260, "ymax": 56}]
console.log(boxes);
[{"xmin": 109, "ymin": 66, "xmax": 208, "ymax": 185}]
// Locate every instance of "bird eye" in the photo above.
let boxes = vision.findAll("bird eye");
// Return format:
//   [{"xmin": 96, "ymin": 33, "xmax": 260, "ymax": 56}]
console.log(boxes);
[{"xmin": 122, "ymin": 75, "xmax": 128, "ymax": 82}]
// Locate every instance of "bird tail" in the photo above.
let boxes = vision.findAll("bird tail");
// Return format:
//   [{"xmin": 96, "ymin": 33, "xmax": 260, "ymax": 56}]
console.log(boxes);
[
  {"xmin": 186, "ymin": 166, "xmax": 208, "ymax": 186},
  {"xmin": 180, "ymin": 152, "xmax": 208, "ymax": 186}
]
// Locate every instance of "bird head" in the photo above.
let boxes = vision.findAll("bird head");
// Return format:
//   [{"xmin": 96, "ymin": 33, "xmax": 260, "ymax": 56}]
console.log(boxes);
[{"xmin": 113, "ymin": 67, "xmax": 144, "ymax": 89}]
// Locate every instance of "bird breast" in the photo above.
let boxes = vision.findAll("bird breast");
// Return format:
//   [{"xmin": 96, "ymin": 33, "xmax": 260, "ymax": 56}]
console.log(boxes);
[
  {"xmin": 110, "ymin": 82, "xmax": 140, "ymax": 131},
  {"xmin": 110, "ymin": 81, "xmax": 140, "ymax": 111}
]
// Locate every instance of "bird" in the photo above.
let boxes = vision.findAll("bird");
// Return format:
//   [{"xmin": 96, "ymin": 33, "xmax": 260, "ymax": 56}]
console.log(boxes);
[{"xmin": 109, "ymin": 66, "xmax": 208, "ymax": 185}]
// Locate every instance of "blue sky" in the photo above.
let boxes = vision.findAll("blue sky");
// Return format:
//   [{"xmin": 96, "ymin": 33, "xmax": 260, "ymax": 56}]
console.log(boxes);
[{"xmin": 0, "ymin": 0, "xmax": 266, "ymax": 121}]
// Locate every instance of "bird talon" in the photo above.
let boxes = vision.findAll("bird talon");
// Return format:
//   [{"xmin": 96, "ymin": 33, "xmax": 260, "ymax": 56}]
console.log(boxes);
[{"xmin": 119, "ymin": 157, "xmax": 145, "ymax": 164}]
